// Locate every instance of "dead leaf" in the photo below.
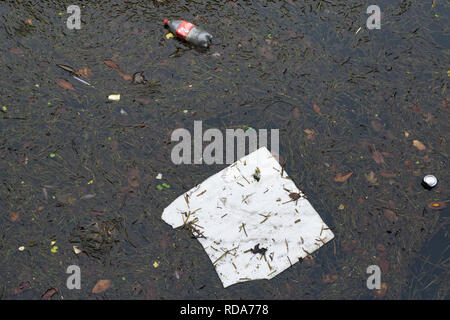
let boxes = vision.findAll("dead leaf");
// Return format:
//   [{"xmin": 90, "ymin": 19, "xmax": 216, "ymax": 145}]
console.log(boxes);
[
  {"xmin": 10, "ymin": 47, "xmax": 24, "ymax": 55},
  {"xmin": 322, "ymin": 273, "xmax": 338, "ymax": 284},
  {"xmin": 118, "ymin": 70, "xmax": 132, "ymax": 81},
  {"xmin": 334, "ymin": 171, "xmax": 353, "ymax": 182},
  {"xmin": 404, "ymin": 160, "xmax": 414, "ymax": 168},
  {"xmin": 128, "ymin": 167, "xmax": 140, "ymax": 187},
  {"xmin": 145, "ymin": 281, "xmax": 157, "ymax": 300},
  {"xmin": 9, "ymin": 212, "xmax": 20, "ymax": 222},
  {"xmin": 134, "ymin": 98, "xmax": 151, "ymax": 104},
  {"xmin": 371, "ymin": 120, "xmax": 383, "ymax": 132},
  {"xmin": 379, "ymin": 170, "xmax": 396, "ymax": 178},
  {"xmin": 12, "ymin": 281, "xmax": 31, "ymax": 295},
  {"xmin": 41, "ymin": 288, "xmax": 57, "ymax": 299},
  {"xmin": 56, "ymin": 79, "xmax": 75, "ymax": 91},
  {"xmin": 92, "ymin": 280, "xmax": 111, "ymax": 294},
  {"xmin": 77, "ymin": 67, "xmax": 93, "ymax": 78},
  {"xmin": 365, "ymin": 171, "xmax": 377, "ymax": 184},
  {"xmin": 376, "ymin": 243, "xmax": 386, "ymax": 254},
  {"xmin": 378, "ymin": 257, "xmax": 390, "ymax": 274},
  {"xmin": 104, "ymin": 60, "xmax": 120, "ymax": 69},
  {"xmin": 293, "ymin": 107, "xmax": 300, "ymax": 119},
  {"xmin": 368, "ymin": 144, "xmax": 384, "ymax": 164},
  {"xmin": 383, "ymin": 209, "xmax": 398, "ymax": 223},
  {"xmin": 413, "ymin": 140, "xmax": 426, "ymax": 151},
  {"xmin": 313, "ymin": 104, "xmax": 321, "ymax": 114},
  {"xmin": 304, "ymin": 129, "xmax": 315, "ymax": 140}
]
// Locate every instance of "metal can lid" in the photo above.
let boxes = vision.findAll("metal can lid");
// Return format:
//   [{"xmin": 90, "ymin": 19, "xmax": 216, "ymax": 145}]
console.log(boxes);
[{"xmin": 422, "ymin": 175, "xmax": 438, "ymax": 188}]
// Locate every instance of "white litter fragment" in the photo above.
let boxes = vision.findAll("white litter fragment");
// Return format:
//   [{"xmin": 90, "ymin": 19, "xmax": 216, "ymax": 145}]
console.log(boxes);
[
  {"xmin": 156, "ymin": 173, "xmax": 163, "ymax": 180},
  {"xmin": 108, "ymin": 94, "xmax": 121, "ymax": 101},
  {"xmin": 355, "ymin": 27, "xmax": 362, "ymax": 34},
  {"xmin": 73, "ymin": 246, "xmax": 82, "ymax": 254},
  {"xmin": 162, "ymin": 147, "xmax": 334, "ymax": 288}
]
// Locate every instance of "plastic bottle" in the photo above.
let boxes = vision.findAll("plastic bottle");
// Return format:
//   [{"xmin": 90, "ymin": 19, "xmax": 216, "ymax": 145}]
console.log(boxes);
[{"xmin": 164, "ymin": 19, "xmax": 213, "ymax": 48}]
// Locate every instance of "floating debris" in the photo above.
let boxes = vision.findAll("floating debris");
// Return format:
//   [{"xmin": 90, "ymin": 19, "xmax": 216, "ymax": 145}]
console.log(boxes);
[
  {"xmin": 162, "ymin": 147, "xmax": 334, "ymax": 288},
  {"xmin": 422, "ymin": 175, "xmax": 438, "ymax": 190},
  {"xmin": 132, "ymin": 72, "xmax": 147, "ymax": 84},
  {"xmin": 72, "ymin": 75, "xmax": 94, "ymax": 87},
  {"xmin": 108, "ymin": 94, "xmax": 121, "ymax": 101}
]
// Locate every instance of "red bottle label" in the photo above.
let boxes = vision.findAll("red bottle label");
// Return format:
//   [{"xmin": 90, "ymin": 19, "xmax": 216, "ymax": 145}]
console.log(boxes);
[{"xmin": 176, "ymin": 21, "xmax": 194, "ymax": 39}]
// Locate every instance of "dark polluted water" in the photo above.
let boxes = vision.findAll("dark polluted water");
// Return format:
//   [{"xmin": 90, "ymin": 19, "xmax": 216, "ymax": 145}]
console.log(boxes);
[{"xmin": 0, "ymin": 0, "xmax": 448, "ymax": 300}]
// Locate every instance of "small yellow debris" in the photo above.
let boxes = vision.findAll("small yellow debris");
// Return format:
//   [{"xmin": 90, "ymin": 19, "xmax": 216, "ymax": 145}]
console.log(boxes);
[
  {"xmin": 73, "ymin": 246, "xmax": 82, "ymax": 254},
  {"xmin": 412, "ymin": 139, "xmax": 426, "ymax": 151},
  {"xmin": 50, "ymin": 241, "xmax": 56, "ymax": 246},
  {"xmin": 51, "ymin": 245, "xmax": 58, "ymax": 253},
  {"xmin": 404, "ymin": 131, "xmax": 410, "ymax": 137},
  {"xmin": 108, "ymin": 94, "xmax": 121, "ymax": 101},
  {"xmin": 338, "ymin": 204, "xmax": 345, "ymax": 210},
  {"xmin": 447, "ymin": 70, "xmax": 450, "ymax": 77},
  {"xmin": 153, "ymin": 261, "xmax": 160, "ymax": 268},
  {"xmin": 165, "ymin": 32, "xmax": 174, "ymax": 39},
  {"xmin": 18, "ymin": 246, "xmax": 25, "ymax": 251},
  {"xmin": 88, "ymin": 179, "xmax": 94, "ymax": 185}
]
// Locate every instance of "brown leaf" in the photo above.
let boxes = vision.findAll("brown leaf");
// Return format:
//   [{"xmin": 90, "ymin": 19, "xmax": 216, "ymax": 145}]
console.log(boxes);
[
  {"xmin": 104, "ymin": 60, "xmax": 120, "ymax": 69},
  {"xmin": 413, "ymin": 140, "xmax": 426, "ymax": 151},
  {"xmin": 292, "ymin": 107, "xmax": 300, "ymax": 119},
  {"xmin": 118, "ymin": 70, "xmax": 132, "ymax": 81},
  {"xmin": 56, "ymin": 79, "xmax": 75, "ymax": 91},
  {"xmin": 378, "ymin": 257, "xmax": 390, "ymax": 274},
  {"xmin": 10, "ymin": 47, "xmax": 24, "ymax": 55},
  {"xmin": 379, "ymin": 170, "xmax": 396, "ymax": 178},
  {"xmin": 134, "ymin": 98, "xmax": 151, "ymax": 104},
  {"xmin": 364, "ymin": 171, "xmax": 377, "ymax": 184},
  {"xmin": 404, "ymin": 160, "xmax": 414, "ymax": 168},
  {"xmin": 368, "ymin": 144, "xmax": 384, "ymax": 164},
  {"xmin": 371, "ymin": 120, "xmax": 383, "ymax": 132},
  {"xmin": 128, "ymin": 167, "xmax": 140, "ymax": 187},
  {"xmin": 313, "ymin": 104, "xmax": 321, "ymax": 114},
  {"xmin": 334, "ymin": 171, "xmax": 353, "ymax": 182},
  {"xmin": 90, "ymin": 210, "xmax": 104, "ymax": 216},
  {"xmin": 12, "ymin": 281, "xmax": 31, "ymax": 295},
  {"xmin": 303, "ymin": 128, "xmax": 315, "ymax": 140},
  {"xmin": 383, "ymin": 209, "xmax": 398, "ymax": 223},
  {"xmin": 342, "ymin": 239, "xmax": 357, "ymax": 252},
  {"xmin": 77, "ymin": 67, "xmax": 93, "ymax": 78},
  {"xmin": 145, "ymin": 281, "xmax": 157, "ymax": 300},
  {"xmin": 92, "ymin": 279, "xmax": 111, "ymax": 294},
  {"xmin": 41, "ymin": 288, "xmax": 57, "ymax": 299},
  {"xmin": 376, "ymin": 243, "xmax": 386, "ymax": 254},
  {"xmin": 322, "ymin": 273, "xmax": 338, "ymax": 284},
  {"xmin": 285, "ymin": 282, "xmax": 293, "ymax": 294},
  {"xmin": 9, "ymin": 212, "xmax": 20, "ymax": 222}
]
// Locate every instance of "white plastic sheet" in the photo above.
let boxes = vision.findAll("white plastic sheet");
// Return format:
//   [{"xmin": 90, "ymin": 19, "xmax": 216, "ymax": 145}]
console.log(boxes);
[{"xmin": 162, "ymin": 147, "xmax": 334, "ymax": 288}]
